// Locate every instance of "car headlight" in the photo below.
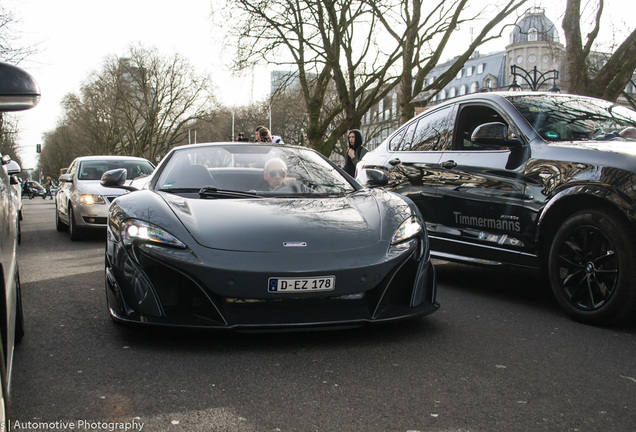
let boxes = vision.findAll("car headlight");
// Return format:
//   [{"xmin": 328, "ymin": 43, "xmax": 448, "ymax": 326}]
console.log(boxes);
[
  {"xmin": 121, "ymin": 219, "xmax": 186, "ymax": 249},
  {"xmin": 80, "ymin": 194, "xmax": 105, "ymax": 205},
  {"xmin": 391, "ymin": 216, "xmax": 422, "ymax": 244}
]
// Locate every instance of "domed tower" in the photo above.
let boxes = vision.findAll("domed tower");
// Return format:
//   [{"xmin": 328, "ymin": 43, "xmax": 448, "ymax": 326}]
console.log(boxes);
[{"xmin": 505, "ymin": 7, "xmax": 564, "ymax": 91}]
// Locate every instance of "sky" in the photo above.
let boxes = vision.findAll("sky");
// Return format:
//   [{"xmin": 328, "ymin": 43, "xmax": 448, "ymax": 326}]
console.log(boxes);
[{"xmin": 3, "ymin": 0, "xmax": 634, "ymax": 169}]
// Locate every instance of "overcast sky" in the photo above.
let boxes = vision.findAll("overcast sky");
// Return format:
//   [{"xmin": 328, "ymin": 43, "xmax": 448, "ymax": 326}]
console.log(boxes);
[{"xmin": 4, "ymin": 0, "xmax": 633, "ymax": 169}]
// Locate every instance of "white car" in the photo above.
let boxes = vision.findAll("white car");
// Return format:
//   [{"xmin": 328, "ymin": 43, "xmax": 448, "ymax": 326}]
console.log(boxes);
[
  {"xmin": 0, "ymin": 61, "xmax": 39, "ymax": 422},
  {"xmin": 55, "ymin": 155, "xmax": 155, "ymax": 240},
  {"xmin": 4, "ymin": 160, "xmax": 22, "ymax": 243}
]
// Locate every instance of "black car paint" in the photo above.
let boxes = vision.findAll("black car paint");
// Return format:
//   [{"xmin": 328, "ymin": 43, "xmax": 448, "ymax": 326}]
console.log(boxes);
[
  {"xmin": 360, "ymin": 92, "xmax": 636, "ymax": 325},
  {"xmin": 104, "ymin": 144, "xmax": 439, "ymax": 329},
  {"xmin": 367, "ymin": 93, "xmax": 636, "ymax": 268}
]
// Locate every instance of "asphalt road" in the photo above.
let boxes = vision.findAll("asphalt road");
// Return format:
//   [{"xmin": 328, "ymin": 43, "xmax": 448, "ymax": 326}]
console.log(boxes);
[{"xmin": 9, "ymin": 199, "xmax": 636, "ymax": 432}]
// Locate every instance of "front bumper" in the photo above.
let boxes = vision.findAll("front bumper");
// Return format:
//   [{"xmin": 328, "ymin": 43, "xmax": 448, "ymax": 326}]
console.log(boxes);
[{"xmin": 105, "ymin": 238, "xmax": 438, "ymax": 330}]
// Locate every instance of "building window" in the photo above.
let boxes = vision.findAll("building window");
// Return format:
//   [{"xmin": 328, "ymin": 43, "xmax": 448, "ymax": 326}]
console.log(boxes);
[
  {"xmin": 485, "ymin": 78, "xmax": 492, "ymax": 88},
  {"xmin": 470, "ymin": 81, "xmax": 479, "ymax": 93},
  {"xmin": 459, "ymin": 85, "xmax": 467, "ymax": 96},
  {"xmin": 467, "ymin": 66, "xmax": 473, "ymax": 77},
  {"xmin": 440, "ymin": 89, "xmax": 446, "ymax": 100},
  {"xmin": 528, "ymin": 28, "xmax": 538, "ymax": 42},
  {"xmin": 456, "ymin": 70, "xmax": 463, "ymax": 79},
  {"xmin": 477, "ymin": 63, "xmax": 484, "ymax": 74},
  {"xmin": 450, "ymin": 87, "xmax": 456, "ymax": 98}
]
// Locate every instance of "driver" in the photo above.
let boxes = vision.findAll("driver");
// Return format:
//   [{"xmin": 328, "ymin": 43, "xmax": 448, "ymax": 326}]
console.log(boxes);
[{"xmin": 256, "ymin": 158, "xmax": 295, "ymax": 190}]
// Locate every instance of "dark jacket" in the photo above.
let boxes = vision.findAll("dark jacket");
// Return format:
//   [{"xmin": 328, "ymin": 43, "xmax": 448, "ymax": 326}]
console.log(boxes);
[{"xmin": 344, "ymin": 129, "xmax": 368, "ymax": 177}]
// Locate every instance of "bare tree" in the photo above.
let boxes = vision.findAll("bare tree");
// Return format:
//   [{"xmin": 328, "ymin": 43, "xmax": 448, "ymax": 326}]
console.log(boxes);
[
  {"xmin": 0, "ymin": 3, "xmax": 38, "ymax": 166},
  {"xmin": 369, "ymin": 0, "xmax": 528, "ymax": 121},
  {"xmin": 563, "ymin": 0, "xmax": 636, "ymax": 100},
  {"xmin": 223, "ymin": 0, "xmax": 401, "ymax": 156},
  {"xmin": 0, "ymin": 115, "xmax": 23, "ymax": 166},
  {"xmin": 222, "ymin": 0, "xmax": 527, "ymax": 156},
  {"xmin": 41, "ymin": 45, "xmax": 214, "ymax": 170}
]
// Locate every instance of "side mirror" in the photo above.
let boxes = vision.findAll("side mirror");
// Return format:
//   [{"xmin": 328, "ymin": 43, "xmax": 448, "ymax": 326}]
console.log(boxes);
[
  {"xmin": 364, "ymin": 169, "xmax": 389, "ymax": 188},
  {"xmin": 471, "ymin": 122, "xmax": 508, "ymax": 143},
  {"xmin": 58, "ymin": 173, "xmax": 72, "ymax": 183},
  {"xmin": 101, "ymin": 168, "xmax": 136, "ymax": 192},
  {"xmin": 471, "ymin": 122, "xmax": 522, "ymax": 147},
  {"xmin": 0, "ymin": 62, "xmax": 40, "ymax": 112},
  {"xmin": 4, "ymin": 160, "xmax": 20, "ymax": 174}
]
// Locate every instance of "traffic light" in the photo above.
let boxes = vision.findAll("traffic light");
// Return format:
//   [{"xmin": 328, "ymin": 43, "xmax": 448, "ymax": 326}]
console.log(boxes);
[{"xmin": 36, "ymin": 144, "xmax": 41, "ymax": 153}]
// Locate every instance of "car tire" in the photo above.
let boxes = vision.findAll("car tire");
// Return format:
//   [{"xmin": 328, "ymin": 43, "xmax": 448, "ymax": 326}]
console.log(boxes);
[
  {"xmin": 548, "ymin": 208, "xmax": 636, "ymax": 326},
  {"xmin": 55, "ymin": 203, "xmax": 68, "ymax": 232},
  {"xmin": 68, "ymin": 206, "xmax": 82, "ymax": 241},
  {"xmin": 14, "ymin": 267, "xmax": 24, "ymax": 345}
]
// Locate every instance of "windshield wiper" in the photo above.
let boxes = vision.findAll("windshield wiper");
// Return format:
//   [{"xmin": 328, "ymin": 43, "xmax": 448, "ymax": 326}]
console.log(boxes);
[{"xmin": 198, "ymin": 187, "xmax": 262, "ymax": 199}]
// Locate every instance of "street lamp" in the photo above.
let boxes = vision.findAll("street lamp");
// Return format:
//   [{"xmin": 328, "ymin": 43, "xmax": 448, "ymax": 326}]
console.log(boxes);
[{"xmin": 509, "ymin": 65, "xmax": 560, "ymax": 92}]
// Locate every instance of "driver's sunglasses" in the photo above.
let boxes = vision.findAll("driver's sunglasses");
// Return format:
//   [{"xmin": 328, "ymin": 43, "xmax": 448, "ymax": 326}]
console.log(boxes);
[{"xmin": 269, "ymin": 169, "xmax": 287, "ymax": 178}]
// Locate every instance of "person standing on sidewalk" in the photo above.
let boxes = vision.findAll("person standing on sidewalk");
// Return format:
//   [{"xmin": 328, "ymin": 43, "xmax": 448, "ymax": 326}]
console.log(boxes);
[{"xmin": 343, "ymin": 129, "xmax": 367, "ymax": 177}]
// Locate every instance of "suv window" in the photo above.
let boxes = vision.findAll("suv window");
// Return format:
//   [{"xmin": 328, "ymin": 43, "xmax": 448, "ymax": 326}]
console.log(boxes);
[
  {"xmin": 411, "ymin": 106, "xmax": 453, "ymax": 151},
  {"xmin": 455, "ymin": 104, "xmax": 508, "ymax": 150},
  {"xmin": 389, "ymin": 106, "xmax": 453, "ymax": 151}
]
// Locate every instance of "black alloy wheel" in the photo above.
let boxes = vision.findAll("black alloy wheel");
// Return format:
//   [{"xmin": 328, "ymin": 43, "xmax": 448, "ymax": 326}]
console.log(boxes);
[{"xmin": 548, "ymin": 208, "xmax": 636, "ymax": 325}]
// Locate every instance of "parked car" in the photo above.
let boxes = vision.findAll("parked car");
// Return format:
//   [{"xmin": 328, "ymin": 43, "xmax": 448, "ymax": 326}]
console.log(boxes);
[
  {"xmin": 100, "ymin": 142, "xmax": 438, "ymax": 329},
  {"xmin": 55, "ymin": 155, "xmax": 155, "ymax": 240},
  {"xmin": 23, "ymin": 180, "xmax": 45, "ymax": 198},
  {"xmin": 4, "ymin": 161, "xmax": 22, "ymax": 244},
  {"xmin": 357, "ymin": 91, "xmax": 636, "ymax": 326},
  {"xmin": 0, "ymin": 61, "xmax": 39, "ymax": 421}
]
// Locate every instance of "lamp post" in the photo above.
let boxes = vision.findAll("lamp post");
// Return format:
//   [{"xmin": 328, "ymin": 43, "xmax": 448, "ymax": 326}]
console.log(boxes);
[{"xmin": 509, "ymin": 65, "xmax": 560, "ymax": 92}]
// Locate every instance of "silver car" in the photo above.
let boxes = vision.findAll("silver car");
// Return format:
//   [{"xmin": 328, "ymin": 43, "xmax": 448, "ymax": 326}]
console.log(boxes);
[{"xmin": 55, "ymin": 155, "xmax": 154, "ymax": 240}]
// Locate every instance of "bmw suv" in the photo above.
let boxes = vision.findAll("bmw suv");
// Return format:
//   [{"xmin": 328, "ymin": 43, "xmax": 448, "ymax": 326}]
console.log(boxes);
[{"xmin": 357, "ymin": 92, "xmax": 636, "ymax": 326}]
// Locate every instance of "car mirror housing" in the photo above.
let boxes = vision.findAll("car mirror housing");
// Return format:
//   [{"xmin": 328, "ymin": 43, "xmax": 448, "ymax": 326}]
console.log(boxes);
[
  {"xmin": 0, "ymin": 62, "xmax": 40, "ymax": 112},
  {"xmin": 364, "ymin": 169, "xmax": 389, "ymax": 188},
  {"xmin": 5, "ymin": 160, "xmax": 21, "ymax": 174},
  {"xmin": 58, "ymin": 173, "xmax": 72, "ymax": 183},
  {"xmin": 101, "ymin": 168, "xmax": 137, "ymax": 192},
  {"xmin": 471, "ymin": 122, "xmax": 509, "ymax": 143}
]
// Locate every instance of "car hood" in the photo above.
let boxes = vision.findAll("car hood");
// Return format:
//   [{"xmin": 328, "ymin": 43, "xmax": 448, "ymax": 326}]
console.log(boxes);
[
  {"xmin": 162, "ymin": 193, "xmax": 384, "ymax": 252},
  {"xmin": 78, "ymin": 180, "xmax": 130, "ymax": 196},
  {"xmin": 552, "ymin": 140, "xmax": 636, "ymax": 157}
]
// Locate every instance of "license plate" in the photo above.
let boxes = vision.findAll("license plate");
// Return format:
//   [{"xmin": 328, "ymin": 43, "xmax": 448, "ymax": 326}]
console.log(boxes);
[{"xmin": 268, "ymin": 276, "xmax": 335, "ymax": 293}]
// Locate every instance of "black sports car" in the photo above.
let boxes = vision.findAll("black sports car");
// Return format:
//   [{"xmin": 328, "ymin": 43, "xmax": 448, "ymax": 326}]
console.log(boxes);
[
  {"xmin": 357, "ymin": 92, "xmax": 636, "ymax": 326},
  {"xmin": 101, "ymin": 143, "xmax": 438, "ymax": 329}
]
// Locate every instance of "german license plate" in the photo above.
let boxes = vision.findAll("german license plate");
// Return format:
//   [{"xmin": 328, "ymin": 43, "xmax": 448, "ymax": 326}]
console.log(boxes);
[{"xmin": 268, "ymin": 276, "xmax": 335, "ymax": 293}]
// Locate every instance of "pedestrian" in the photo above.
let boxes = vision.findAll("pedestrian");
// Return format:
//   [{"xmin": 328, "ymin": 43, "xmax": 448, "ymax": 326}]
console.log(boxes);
[
  {"xmin": 343, "ymin": 129, "xmax": 368, "ymax": 177},
  {"xmin": 255, "ymin": 125, "xmax": 284, "ymax": 144},
  {"xmin": 43, "ymin": 176, "xmax": 54, "ymax": 200}
]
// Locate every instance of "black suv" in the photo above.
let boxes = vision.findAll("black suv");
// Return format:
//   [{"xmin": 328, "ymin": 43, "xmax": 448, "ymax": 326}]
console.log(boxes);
[{"xmin": 358, "ymin": 92, "xmax": 636, "ymax": 326}]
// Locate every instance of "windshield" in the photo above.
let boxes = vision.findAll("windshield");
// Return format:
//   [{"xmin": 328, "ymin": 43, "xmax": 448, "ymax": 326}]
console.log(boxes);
[
  {"xmin": 78, "ymin": 159, "xmax": 155, "ymax": 180},
  {"xmin": 155, "ymin": 144, "xmax": 356, "ymax": 197},
  {"xmin": 506, "ymin": 94, "xmax": 636, "ymax": 142}
]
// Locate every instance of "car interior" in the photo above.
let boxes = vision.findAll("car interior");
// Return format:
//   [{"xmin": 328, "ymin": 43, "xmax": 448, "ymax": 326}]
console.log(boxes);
[{"xmin": 454, "ymin": 105, "xmax": 508, "ymax": 150}]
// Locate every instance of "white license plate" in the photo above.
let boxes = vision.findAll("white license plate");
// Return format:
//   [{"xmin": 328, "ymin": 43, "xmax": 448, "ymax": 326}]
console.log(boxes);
[{"xmin": 268, "ymin": 276, "xmax": 335, "ymax": 293}]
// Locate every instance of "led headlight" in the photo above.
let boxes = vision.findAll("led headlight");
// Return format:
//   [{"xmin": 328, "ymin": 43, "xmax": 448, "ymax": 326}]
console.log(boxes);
[
  {"xmin": 121, "ymin": 219, "xmax": 186, "ymax": 248},
  {"xmin": 391, "ymin": 216, "xmax": 422, "ymax": 244},
  {"xmin": 80, "ymin": 194, "xmax": 105, "ymax": 205}
]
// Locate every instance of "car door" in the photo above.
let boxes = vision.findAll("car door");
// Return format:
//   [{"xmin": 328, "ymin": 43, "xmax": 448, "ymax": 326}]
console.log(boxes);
[
  {"xmin": 57, "ymin": 159, "xmax": 77, "ymax": 221},
  {"xmin": 431, "ymin": 102, "xmax": 534, "ymax": 266},
  {"xmin": 384, "ymin": 104, "xmax": 455, "ymax": 223}
]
